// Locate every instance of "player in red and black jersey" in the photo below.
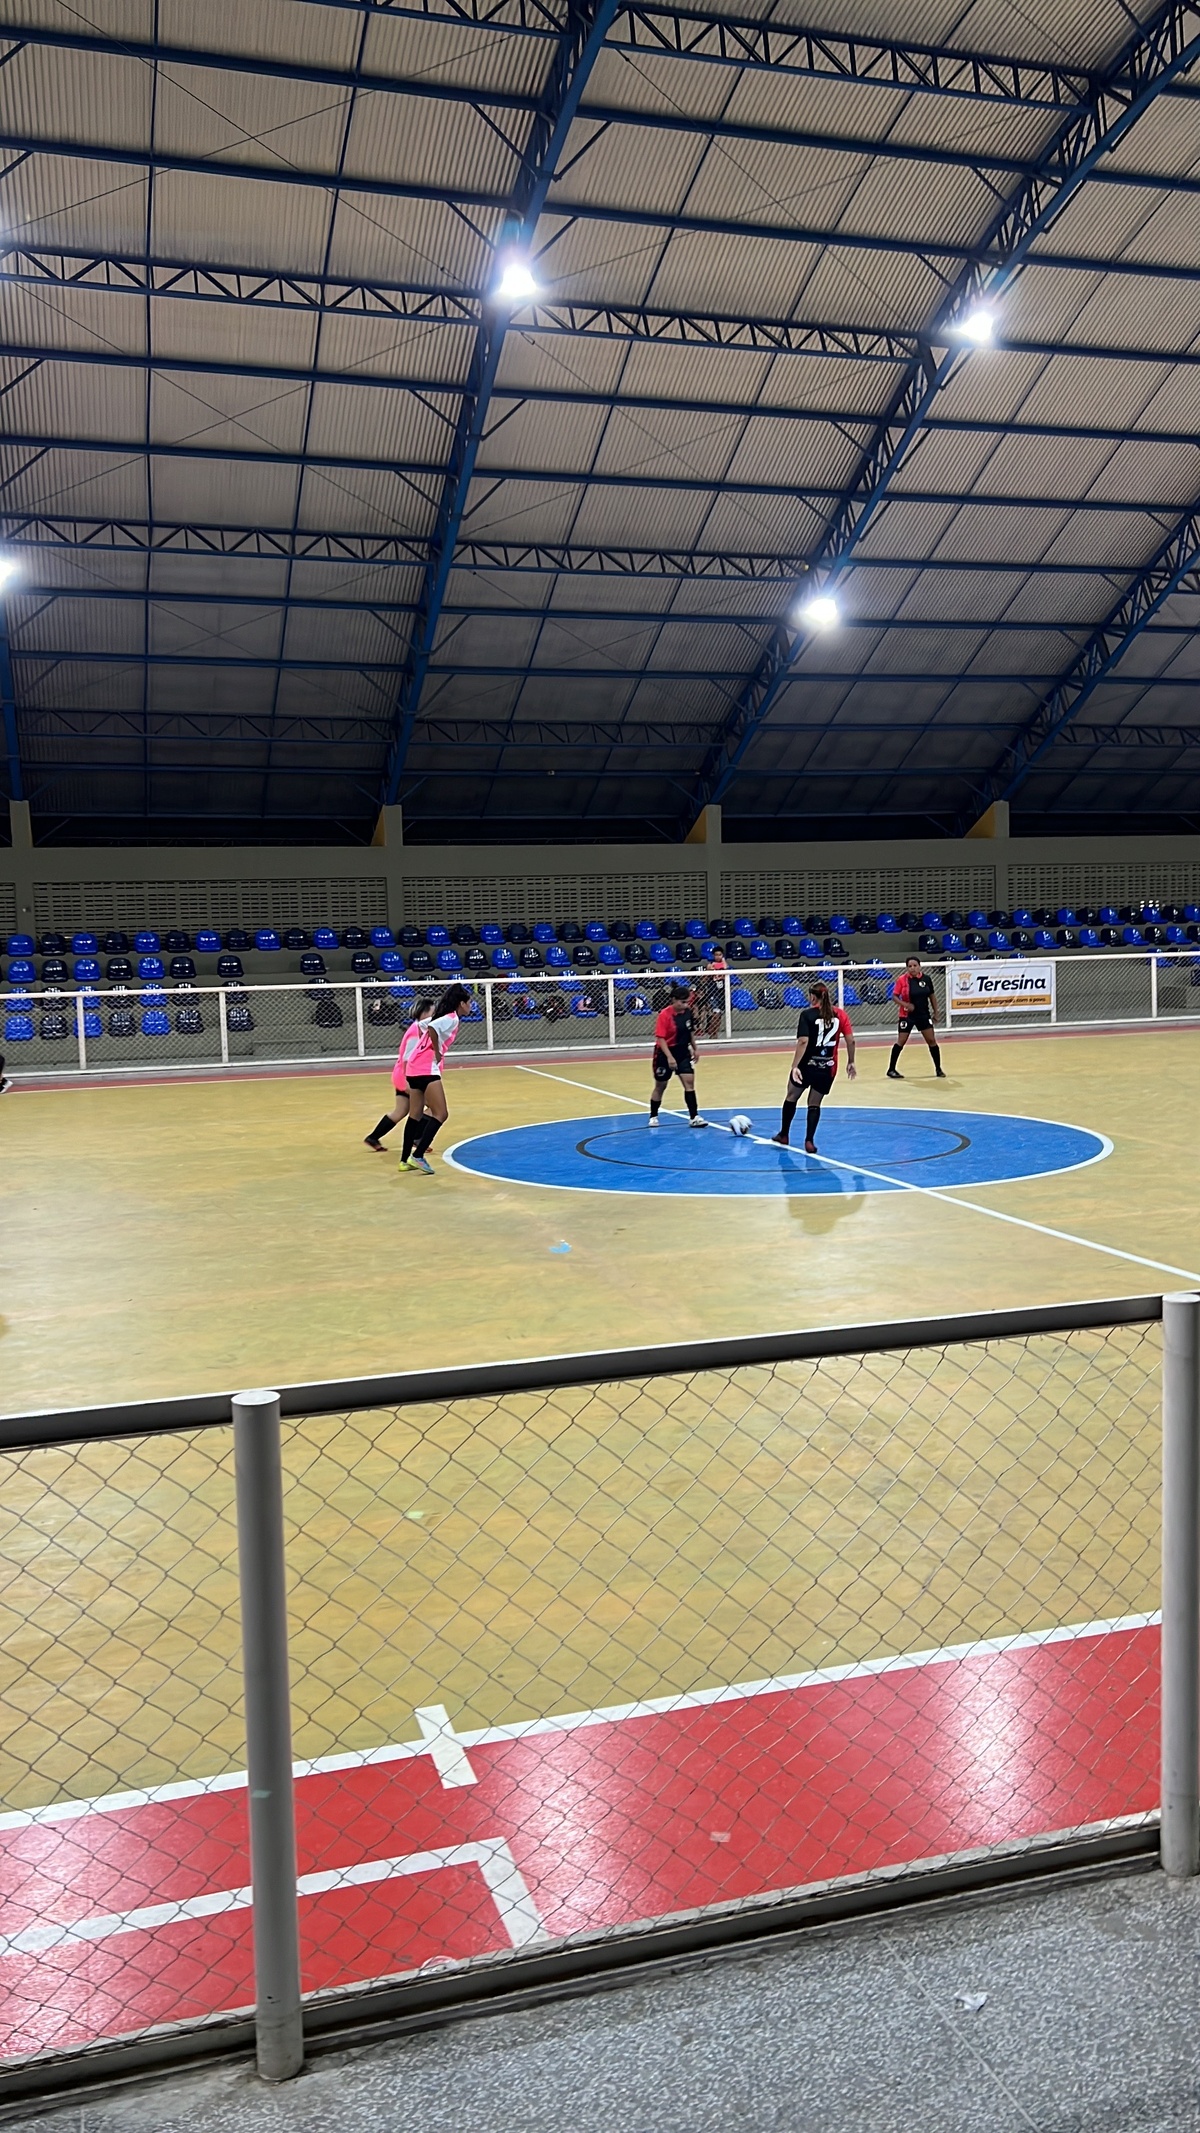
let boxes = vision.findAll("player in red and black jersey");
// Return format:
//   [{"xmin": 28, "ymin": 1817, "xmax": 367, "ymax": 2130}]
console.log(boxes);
[
  {"xmin": 771, "ymin": 979, "xmax": 855, "ymax": 1152},
  {"xmin": 649, "ymin": 980, "xmax": 707, "ymax": 1128},
  {"xmin": 888, "ymin": 956, "xmax": 946, "ymax": 1079}
]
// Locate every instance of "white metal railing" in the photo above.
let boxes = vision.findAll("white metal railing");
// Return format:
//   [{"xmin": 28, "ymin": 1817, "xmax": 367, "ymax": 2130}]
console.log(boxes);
[{"xmin": 1, "ymin": 946, "xmax": 1198, "ymax": 1077}]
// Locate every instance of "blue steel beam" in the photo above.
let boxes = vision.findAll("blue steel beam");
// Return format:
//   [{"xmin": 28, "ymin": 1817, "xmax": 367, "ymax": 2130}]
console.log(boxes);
[
  {"xmin": 687, "ymin": 0, "xmax": 1200, "ymax": 823},
  {"xmin": 0, "ymin": 517, "xmax": 1182, "ymax": 567},
  {"xmin": 387, "ymin": 0, "xmax": 649, "ymax": 806},
  {"xmin": 954, "ymin": 505, "xmax": 1200, "ymax": 829},
  {"xmin": 10, "ymin": 248, "xmax": 1200, "ymax": 357}
]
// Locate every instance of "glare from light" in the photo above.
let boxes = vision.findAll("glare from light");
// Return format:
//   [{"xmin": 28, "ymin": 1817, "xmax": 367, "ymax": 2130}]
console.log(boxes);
[
  {"xmin": 0, "ymin": 557, "xmax": 20, "ymax": 589},
  {"xmin": 797, "ymin": 592, "xmax": 840, "ymax": 631},
  {"xmin": 494, "ymin": 257, "xmax": 540, "ymax": 305},
  {"xmin": 958, "ymin": 307, "xmax": 994, "ymax": 344}
]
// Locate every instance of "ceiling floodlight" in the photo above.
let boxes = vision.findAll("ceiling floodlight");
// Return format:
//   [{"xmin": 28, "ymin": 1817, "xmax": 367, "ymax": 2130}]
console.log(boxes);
[
  {"xmin": 494, "ymin": 256, "xmax": 539, "ymax": 305},
  {"xmin": 0, "ymin": 556, "xmax": 20, "ymax": 589},
  {"xmin": 797, "ymin": 592, "xmax": 840, "ymax": 631},
  {"xmin": 957, "ymin": 307, "xmax": 994, "ymax": 344}
]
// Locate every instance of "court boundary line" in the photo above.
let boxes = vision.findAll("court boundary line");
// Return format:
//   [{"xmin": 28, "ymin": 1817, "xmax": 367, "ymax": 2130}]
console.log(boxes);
[
  {"xmin": 443, "ymin": 1094, "xmax": 1114, "ymax": 1198},
  {"xmin": 511, "ymin": 1063, "xmax": 1200, "ymax": 1284},
  {"xmin": 0, "ymin": 1610, "xmax": 1158, "ymax": 1834}
]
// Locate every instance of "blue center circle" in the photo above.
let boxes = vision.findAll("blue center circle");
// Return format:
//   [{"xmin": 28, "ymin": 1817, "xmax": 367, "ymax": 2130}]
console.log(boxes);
[{"xmin": 444, "ymin": 1107, "xmax": 1111, "ymax": 1197}]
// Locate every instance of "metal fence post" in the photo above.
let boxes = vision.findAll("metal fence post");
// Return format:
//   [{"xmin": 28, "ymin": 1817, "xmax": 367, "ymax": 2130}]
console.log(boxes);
[
  {"xmin": 232, "ymin": 1388, "xmax": 304, "ymax": 2079},
  {"xmin": 74, "ymin": 986, "xmax": 87, "ymax": 1074},
  {"xmin": 1162, "ymin": 1292, "xmax": 1200, "ymax": 1878},
  {"xmin": 1151, "ymin": 955, "xmax": 1159, "ymax": 1021},
  {"xmin": 484, "ymin": 979, "xmax": 494, "ymax": 1051}
]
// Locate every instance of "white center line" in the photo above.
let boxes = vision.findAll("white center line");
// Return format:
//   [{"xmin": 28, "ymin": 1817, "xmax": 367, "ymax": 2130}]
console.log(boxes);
[{"xmin": 515, "ymin": 1063, "xmax": 1200, "ymax": 1285}]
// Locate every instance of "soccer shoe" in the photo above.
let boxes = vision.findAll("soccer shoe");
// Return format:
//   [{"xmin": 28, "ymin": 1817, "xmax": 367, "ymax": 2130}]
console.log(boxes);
[
  {"xmin": 0, "ymin": 1077, "xmax": 12, "ymax": 1095},
  {"xmin": 804, "ymin": 1138, "xmax": 818, "ymax": 1154},
  {"xmin": 410, "ymin": 1155, "xmax": 434, "ymax": 1174},
  {"xmin": 689, "ymin": 1115, "xmax": 708, "ymax": 1128},
  {"xmin": 886, "ymin": 1069, "xmax": 903, "ymax": 1080},
  {"xmin": 934, "ymin": 1067, "xmax": 947, "ymax": 1078},
  {"xmin": 364, "ymin": 1135, "xmax": 384, "ymax": 1150},
  {"xmin": 647, "ymin": 1114, "xmax": 660, "ymax": 1127},
  {"xmin": 770, "ymin": 1132, "xmax": 789, "ymax": 1146}
]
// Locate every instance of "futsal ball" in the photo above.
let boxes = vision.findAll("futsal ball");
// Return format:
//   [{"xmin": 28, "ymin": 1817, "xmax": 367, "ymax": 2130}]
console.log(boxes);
[{"xmin": 729, "ymin": 1114, "xmax": 753, "ymax": 1136}]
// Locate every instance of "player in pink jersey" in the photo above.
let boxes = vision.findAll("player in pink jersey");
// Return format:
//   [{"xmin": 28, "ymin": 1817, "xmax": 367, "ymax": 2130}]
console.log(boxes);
[
  {"xmin": 363, "ymin": 993, "xmax": 434, "ymax": 1151},
  {"xmin": 399, "ymin": 982, "xmax": 472, "ymax": 1173}
]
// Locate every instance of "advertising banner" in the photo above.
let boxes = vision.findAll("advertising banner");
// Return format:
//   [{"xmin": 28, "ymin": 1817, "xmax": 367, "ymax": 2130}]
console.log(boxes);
[{"xmin": 948, "ymin": 961, "xmax": 1055, "ymax": 1016}]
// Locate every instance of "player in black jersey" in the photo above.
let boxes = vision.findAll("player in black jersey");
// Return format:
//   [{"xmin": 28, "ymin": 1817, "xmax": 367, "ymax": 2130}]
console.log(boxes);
[
  {"xmin": 771, "ymin": 979, "xmax": 855, "ymax": 1152},
  {"xmin": 887, "ymin": 956, "xmax": 946, "ymax": 1079}
]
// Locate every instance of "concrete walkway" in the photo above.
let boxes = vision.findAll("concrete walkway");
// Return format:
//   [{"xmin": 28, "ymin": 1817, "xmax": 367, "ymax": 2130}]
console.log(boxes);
[{"xmin": 8, "ymin": 1865, "xmax": 1200, "ymax": 2133}]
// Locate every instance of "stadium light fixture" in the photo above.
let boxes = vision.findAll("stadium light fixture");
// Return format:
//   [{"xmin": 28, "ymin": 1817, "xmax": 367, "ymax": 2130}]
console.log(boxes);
[
  {"xmin": 797, "ymin": 592, "xmax": 841, "ymax": 631},
  {"xmin": 494, "ymin": 256, "xmax": 540, "ymax": 306},
  {"xmin": 957, "ymin": 307, "xmax": 995, "ymax": 344},
  {"xmin": 0, "ymin": 556, "xmax": 20, "ymax": 589}
]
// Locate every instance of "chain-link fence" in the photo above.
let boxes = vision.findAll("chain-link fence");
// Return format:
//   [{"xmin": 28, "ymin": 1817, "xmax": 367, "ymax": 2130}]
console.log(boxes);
[
  {"xmin": 0, "ymin": 1296, "xmax": 1187, "ymax": 2094},
  {"xmin": 3, "ymin": 951, "xmax": 1199, "ymax": 1079}
]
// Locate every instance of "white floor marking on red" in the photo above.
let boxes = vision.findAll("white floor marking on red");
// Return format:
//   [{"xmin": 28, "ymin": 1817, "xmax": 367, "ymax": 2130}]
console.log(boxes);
[
  {"xmin": 518, "ymin": 1061, "xmax": 1200, "ymax": 1283},
  {"xmin": 0, "ymin": 1840, "xmax": 544, "ymax": 1960},
  {"xmin": 415, "ymin": 1704, "xmax": 479, "ymax": 1788},
  {"xmin": 0, "ymin": 1611, "xmax": 1158, "ymax": 1834}
]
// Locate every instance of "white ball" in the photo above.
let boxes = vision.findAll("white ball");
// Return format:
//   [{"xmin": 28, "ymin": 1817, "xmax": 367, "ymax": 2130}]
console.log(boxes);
[{"xmin": 729, "ymin": 1113, "xmax": 753, "ymax": 1136}]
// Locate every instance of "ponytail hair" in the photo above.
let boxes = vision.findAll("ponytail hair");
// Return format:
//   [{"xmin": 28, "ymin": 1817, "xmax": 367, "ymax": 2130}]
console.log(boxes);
[
  {"xmin": 808, "ymin": 979, "xmax": 834, "ymax": 1016},
  {"xmin": 433, "ymin": 982, "xmax": 471, "ymax": 1017}
]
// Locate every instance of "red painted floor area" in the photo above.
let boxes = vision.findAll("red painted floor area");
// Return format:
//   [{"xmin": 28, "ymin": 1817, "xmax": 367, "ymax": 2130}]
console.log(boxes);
[{"xmin": 0, "ymin": 1624, "xmax": 1159, "ymax": 2061}]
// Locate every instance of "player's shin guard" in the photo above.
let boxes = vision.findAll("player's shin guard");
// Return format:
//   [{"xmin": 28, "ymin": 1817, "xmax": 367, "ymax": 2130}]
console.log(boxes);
[
  {"xmin": 684, "ymin": 1088, "xmax": 698, "ymax": 1119},
  {"xmin": 806, "ymin": 1104, "xmax": 821, "ymax": 1146},
  {"xmin": 649, "ymin": 1092, "xmax": 662, "ymax": 1118},
  {"xmin": 930, "ymin": 1043, "xmax": 942, "ymax": 1071},
  {"xmin": 414, "ymin": 1116, "xmax": 441, "ymax": 1158},
  {"xmin": 888, "ymin": 1043, "xmax": 901, "ymax": 1074},
  {"xmin": 401, "ymin": 1118, "xmax": 419, "ymax": 1162},
  {"xmin": 778, "ymin": 1097, "xmax": 798, "ymax": 1141},
  {"xmin": 371, "ymin": 1115, "xmax": 396, "ymax": 1141}
]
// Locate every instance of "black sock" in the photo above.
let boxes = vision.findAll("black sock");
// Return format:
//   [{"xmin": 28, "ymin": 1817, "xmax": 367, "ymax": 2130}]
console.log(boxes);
[
  {"xmin": 684, "ymin": 1088, "xmax": 698, "ymax": 1118},
  {"xmin": 370, "ymin": 1114, "xmax": 396, "ymax": 1141},
  {"xmin": 888, "ymin": 1044, "xmax": 901, "ymax": 1073},
  {"xmin": 806, "ymin": 1105, "xmax": 820, "ymax": 1145},
  {"xmin": 650, "ymin": 1093, "xmax": 662, "ymax": 1117},
  {"xmin": 779, "ymin": 1098, "xmax": 797, "ymax": 1139},
  {"xmin": 930, "ymin": 1044, "xmax": 942, "ymax": 1071},
  {"xmin": 415, "ymin": 1116, "xmax": 441, "ymax": 1158},
  {"xmin": 401, "ymin": 1118, "xmax": 419, "ymax": 1161}
]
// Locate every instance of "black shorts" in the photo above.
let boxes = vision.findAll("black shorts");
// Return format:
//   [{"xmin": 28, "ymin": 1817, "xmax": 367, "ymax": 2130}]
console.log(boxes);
[
  {"xmin": 405, "ymin": 1072, "xmax": 440, "ymax": 1091},
  {"xmin": 654, "ymin": 1048, "xmax": 694, "ymax": 1082},
  {"xmin": 789, "ymin": 1061, "xmax": 833, "ymax": 1099},
  {"xmin": 899, "ymin": 1010, "xmax": 933, "ymax": 1034}
]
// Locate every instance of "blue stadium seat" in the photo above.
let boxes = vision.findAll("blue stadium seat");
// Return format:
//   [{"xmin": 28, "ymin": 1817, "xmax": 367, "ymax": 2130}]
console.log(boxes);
[
  {"xmin": 598, "ymin": 941, "xmax": 623, "ymax": 965},
  {"xmin": 1056, "ymin": 908, "xmax": 1076, "ymax": 925},
  {"xmin": 83, "ymin": 1012, "xmax": 103, "ymax": 1038},
  {"xmin": 941, "ymin": 932, "xmax": 964, "ymax": 952},
  {"xmin": 921, "ymin": 912, "xmax": 943, "ymax": 930},
  {"xmin": 490, "ymin": 946, "xmax": 516, "ymax": 970},
  {"xmin": 134, "ymin": 931, "xmax": 160, "ymax": 953},
  {"xmin": 6, "ymin": 934, "xmax": 34, "ymax": 955},
  {"xmin": 750, "ymin": 937, "xmax": 772, "ymax": 960},
  {"xmin": 1011, "ymin": 908, "xmax": 1033, "ymax": 927},
  {"xmin": 1033, "ymin": 928, "xmax": 1056, "ymax": 949},
  {"xmin": 649, "ymin": 941, "xmax": 673, "ymax": 963},
  {"xmin": 436, "ymin": 947, "xmax": 462, "ymax": 971},
  {"xmin": 533, "ymin": 922, "xmax": 556, "ymax": 943},
  {"xmin": 800, "ymin": 936, "xmax": 824, "ymax": 959},
  {"xmin": 138, "ymin": 955, "xmax": 165, "ymax": 979},
  {"xmin": 842, "ymin": 984, "xmax": 861, "ymax": 1007},
  {"xmin": 370, "ymin": 926, "xmax": 394, "ymax": 947},
  {"xmin": 585, "ymin": 921, "xmax": 608, "ymax": 941},
  {"xmin": 1098, "ymin": 905, "xmax": 1118, "ymax": 924},
  {"xmin": 783, "ymin": 984, "xmax": 806, "ymax": 1008},
  {"xmin": 731, "ymin": 985, "xmax": 755, "ymax": 1010},
  {"xmin": 7, "ymin": 958, "xmax": 35, "ymax": 984},
  {"xmin": 73, "ymin": 957, "xmax": 100, "ymax": 981},
  {"xmin": 685, "ymin": 918, "xmax": 708, "ymax": 938},
  {"xmin": 141, "ymin": 1009, "xmax": 170, "ymax": 1036},
  {"xmin": 731, "ymin": 917, "xmax": 753, "ymax": 937},
  {"xmin": 829, "ymin": 914, "xmax": 853, "ymax": 935},
  {"xmin": 1143, "ymin": 901, "xmax": 1161, "ymax": 921},
  {"xmin": 547, "ymin": 943, "xmax": 570, "ymax": 967},
  {"xmin": 379, "ymin": 948, "xmax": 405, "ymax": 972},
  {"xmin": 635, "ymin": 919, "xmax": 658, "ymax": 940},
  {"xmin": 614, "ymin": 974, "xmax": 637, "ymax": 991},
  {"xmin": 426, "ymin": 925, "xmax": 450, "ymax": 947},
  {"xmin": 4, "ymin": 1013, "xmax": 33, "ymax": 1041},
  {"xmin": 876, "ymin": 913, "xmax": 899, "ymax": 932},
  {"xmin": 480, "ymin": 923, "xmax": 504, "ymax": 945},
  {"xmin": 571, "ymin": 995, "xmax": 599, "ymax": 1017},
  {"xmin": 461, "ymin": 995, "xmax": 483, "ymax": 1021},
  {"xmin": 988, "ymin": 929, "xmax": 1009, "ymax": 949},
  {"xmin": 196, "ymin": 928, "xmax": 222, "ymax": 953},
  {"xmin": 1166, "ymin": 924, "xmax": 1187, "ymax": 944},
  {"xmin": 255, "ymin": 929, "xmax": 281, "ymax": 952},
  {"xmin": 71, "ymin": 932, "xmax": 99, "ymax": 953},
  {"xmin": 625, "ymin": 992, "xmax": 651, "ymax": 1014},
  {"xmin": 1122, "ymin": 925, "xmax": 1144, "ymax": 945},
  {"xmin": 1185, "ymin": 905, "xmax": 1200, "ymax": 924},
  {"xmin": 313, "ymin": 926, "xmax": 339, "ymax": 949},
  {"xmin": 1077, "ymin": 927, "xmax": 1100, "ymax": 947},
  {"xmin": 967, "ymin": 911, "xmax": 988, "ymax": 929}
]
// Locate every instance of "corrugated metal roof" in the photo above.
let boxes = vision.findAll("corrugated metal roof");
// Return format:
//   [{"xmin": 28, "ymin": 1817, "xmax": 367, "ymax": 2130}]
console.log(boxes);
[{"xmin": 2, "ymin": 0, "xmax": 1199, "ymax": 837}]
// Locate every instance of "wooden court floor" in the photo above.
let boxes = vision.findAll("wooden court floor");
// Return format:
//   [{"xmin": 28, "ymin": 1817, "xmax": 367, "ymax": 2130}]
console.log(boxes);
[{"xmin": 1, "ymin": 1026, "xmax": 1198, "ymax": 1417}]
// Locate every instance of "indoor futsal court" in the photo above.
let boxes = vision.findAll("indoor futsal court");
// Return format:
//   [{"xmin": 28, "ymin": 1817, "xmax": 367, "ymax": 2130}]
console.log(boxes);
[
  {"xmin": 7, "ymin": 0, "xmax": 1200, "ymax": 2110},
  {"xmin": 2, "ymin": 1023, "xmax": 1198, "ymax": 1412}
]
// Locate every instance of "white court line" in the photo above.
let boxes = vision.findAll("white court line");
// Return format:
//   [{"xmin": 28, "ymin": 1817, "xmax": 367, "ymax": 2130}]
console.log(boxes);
[
  {"xmin": 415, "ymin": 1703, "xmax": 479, "ymax": 1788},
  {"xmin": 515, "ymin": 1062, "xmax": 1200, "ymax": 1285},
  {"xmin": 0, "ymin": 1610, "xmax": 1158, "ymax": 1833},
  {"xmin": 0, "ymin": 1839, "xmax": 544, "ymax": 1960}
]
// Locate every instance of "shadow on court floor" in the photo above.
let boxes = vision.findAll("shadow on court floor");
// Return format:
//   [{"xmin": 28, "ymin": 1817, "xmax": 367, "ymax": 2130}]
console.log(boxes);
[{"xmin": 10, "ymin": 1864, "xmax": 1200, "ymax": 2133}]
